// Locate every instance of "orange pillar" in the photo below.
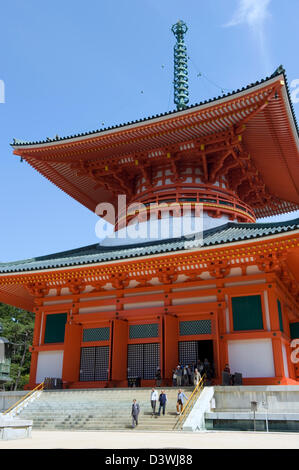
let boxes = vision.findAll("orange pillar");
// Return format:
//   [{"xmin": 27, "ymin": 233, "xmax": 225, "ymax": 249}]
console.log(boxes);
[
  {"xmin": 111, "ymin": 319, "xmax": 128, "ymax": 383},
  {"xmin": 272, "ymin": 337, "xmax": 285, "ymax": 381},
  {"xmin": 217, "ymin": 285, "xmax": 228, "ymax": 380},
  {"xmin": 62, "ymin": 321, "xmax": 82, "ymax": 385},
  {"xmin": 267, "ymin": 286, "xmax": 280, "ymax": 331},
  {"xmin": 32, "ymin": 310, "xmax": 42, "ymax": 346},
  {"xmin": 28, "ymin": 350, "xmax": 39, "ymax": 389},
  {"xmin": 267, "ymin": 286, "xmax": 286, "ymax": 382},
  {"xmin": 28, "ymin": 310, "xmax": 42, "ymax": 388},
  {"xmin": 164, "ymin": 314, "xmax": 178, "ymax": 383}
]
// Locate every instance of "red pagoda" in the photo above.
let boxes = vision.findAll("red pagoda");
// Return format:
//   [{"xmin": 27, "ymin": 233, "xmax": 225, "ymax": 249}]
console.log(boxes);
[{"xmin": 1, "ymin": 23, "xmax": 299, "ymax": 389}]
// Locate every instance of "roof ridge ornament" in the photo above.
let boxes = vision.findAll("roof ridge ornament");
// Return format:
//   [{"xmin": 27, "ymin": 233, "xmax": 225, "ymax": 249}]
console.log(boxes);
[
  {"xmin": 272, "ymin": 64, "xmax": 285, "ymax": 77},
  {"xmin": 171, "ymin": 20, "xmax": 189, "ymax": 111}
]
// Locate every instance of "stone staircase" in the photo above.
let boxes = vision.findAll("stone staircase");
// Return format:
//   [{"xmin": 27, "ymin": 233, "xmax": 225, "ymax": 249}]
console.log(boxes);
[{"xmin": 17, "ymin": 387, "xmax": 193, "ymax": 431}]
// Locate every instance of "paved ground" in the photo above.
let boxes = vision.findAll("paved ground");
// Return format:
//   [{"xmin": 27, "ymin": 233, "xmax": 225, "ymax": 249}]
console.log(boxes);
[{"xmin": 1, "ymin": 429, "xmax": 299, "ymax": 449}]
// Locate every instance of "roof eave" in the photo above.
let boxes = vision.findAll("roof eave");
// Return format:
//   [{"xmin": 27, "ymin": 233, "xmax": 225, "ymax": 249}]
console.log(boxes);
[{"xmin": 11, "ymin": 70, "xmax": 298, "ymax": 151}]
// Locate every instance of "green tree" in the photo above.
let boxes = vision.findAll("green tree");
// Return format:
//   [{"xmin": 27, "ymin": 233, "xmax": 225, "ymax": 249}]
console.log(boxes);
[{"xmin": 0, "ymin": 303, "xmax": 34, "ymax": 390}]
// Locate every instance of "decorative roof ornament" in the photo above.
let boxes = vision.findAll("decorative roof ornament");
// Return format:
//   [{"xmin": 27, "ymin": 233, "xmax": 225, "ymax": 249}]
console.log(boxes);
[{"xmin": 171, "ymin": 20, "xmax": 189, "ymax": 111}]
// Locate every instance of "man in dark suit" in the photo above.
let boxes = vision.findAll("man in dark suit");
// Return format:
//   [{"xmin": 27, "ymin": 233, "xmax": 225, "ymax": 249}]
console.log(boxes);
[
  {"xmin": 131, "ymin": 399, "xmax": 140, "ymax": 428},
  {"xmin": 157, "ymin": 390, "xmax": 168, "ymax": 416}
]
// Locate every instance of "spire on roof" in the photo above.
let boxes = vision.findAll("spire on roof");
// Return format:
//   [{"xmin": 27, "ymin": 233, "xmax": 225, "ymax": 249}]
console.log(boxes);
[{"xmin": 171, "ymin": 20, "xmax": 189, "ymax": 111}]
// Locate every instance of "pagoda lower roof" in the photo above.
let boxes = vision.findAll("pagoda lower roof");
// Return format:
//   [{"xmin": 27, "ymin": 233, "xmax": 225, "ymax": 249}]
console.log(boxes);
[{"xmin": 1, "ymin": 218, "xmax": 299, "ymax": 274}]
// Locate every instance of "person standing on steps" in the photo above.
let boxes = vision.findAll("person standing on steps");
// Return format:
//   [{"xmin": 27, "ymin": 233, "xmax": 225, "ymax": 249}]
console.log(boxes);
[
  {"xmin": 157, "ymin": 390, "xmax": 168, "ymax": 416},
  {"xmin": 150, "ymin": 387, "xmax": 159, "ymax": 415},
  {"xmin": 155, "ymin": 367, "xmax": 162, "ymax": 387},
  {"xmin": 186, "ymin": 365, "xmax": 192, "ymax": 385},
  {"xmin": 176, "ymin": 365, "xmax": 182, "ymax": 387},
  {"xmin": 172, "ymin": 368, "xmax": 177, "ymax": 387},
  {"xmin": 176, "ymin": 389, "xmax": 188, "ymax": 415},
  {"xmin": 193, "ymin": 368, "xmax": 201, "ymax": 386},
  {"xmin": 131, "ymin": 399, "xmax": 140, "ymax": 428},
  {"xmin": 183, "ymin": 365, "xmax": 189, "ymax": 386}
]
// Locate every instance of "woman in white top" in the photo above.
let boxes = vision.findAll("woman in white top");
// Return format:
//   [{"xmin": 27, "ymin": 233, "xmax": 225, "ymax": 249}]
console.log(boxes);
[
  {"xmin": 150, "ymin": 388, "xmax": 159, "ymax": 415},
  {"xmin": 193, "ymin": 368, "xmax": 201, "ymax": 386}
]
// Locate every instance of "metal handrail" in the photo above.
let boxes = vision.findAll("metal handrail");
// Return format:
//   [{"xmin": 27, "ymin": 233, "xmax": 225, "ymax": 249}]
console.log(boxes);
[
  {"xmin": 3, "ymin": 382, "xmax": 44, "ymax": 415},
  {"xmin": 173, "ymin": 374, "xmax": 206, "ymax": 430}
]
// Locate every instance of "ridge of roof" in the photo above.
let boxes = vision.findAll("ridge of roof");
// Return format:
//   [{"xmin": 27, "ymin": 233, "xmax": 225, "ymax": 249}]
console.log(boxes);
[
  {"xmin": 0, "ymin": 217, "xmax": 299, "ymax": 274},
  {"xmin": 11, "ymin": 66, "xmax": 297, "ymax": 148}
]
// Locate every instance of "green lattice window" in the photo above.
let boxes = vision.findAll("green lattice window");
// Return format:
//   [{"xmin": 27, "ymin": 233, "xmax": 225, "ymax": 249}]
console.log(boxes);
[
  {"xmin": 290, "ymin": 323, "xmax": 299, "ymax": 340},
  {"xmin": 231, "ymin": 295, "xmax": 263, "ymax": 331},
  {"xmin": 83, "ymin": 327, "xmax": 110, "ymax": 342},
  {"xmin": 277, "ymin": 300, "xmax": 284, "ymax": 333},
  {"xmin": 179, "ymin": 320, "xmax": 212, "ymax": 336},
  {"xmin": 44, "ymin": 313, "xmax": 67, "ymax": 344},
  {"xmin": 129, "ymin": 323, "xmax": 159, "ymax": 339}
]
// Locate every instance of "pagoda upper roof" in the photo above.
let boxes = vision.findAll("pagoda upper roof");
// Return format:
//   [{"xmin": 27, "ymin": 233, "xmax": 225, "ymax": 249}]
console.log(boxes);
[
  {"xmin": 11, "ymin": 67, "xmax": 299, "ymax": 219},
  {"xmin": 11, "ymin": 66, "xmax": 298, "ymax": 148}
]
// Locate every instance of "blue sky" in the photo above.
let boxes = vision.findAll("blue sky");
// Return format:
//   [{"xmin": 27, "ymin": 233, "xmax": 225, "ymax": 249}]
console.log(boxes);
[{"xmin": 0, "ymin": 0, "xmax": 298, "ymax": 262}]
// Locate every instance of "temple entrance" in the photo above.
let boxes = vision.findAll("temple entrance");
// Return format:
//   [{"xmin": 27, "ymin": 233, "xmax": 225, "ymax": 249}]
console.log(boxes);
[
  {"xmin": 127, "ymin": 343, "xmax": 160, "ymax": 380},
  {"xmin": 178, "ymin": 340, "xmax": 214, "ymax": 371},
  {"xmin": 79, "ymin": 346, "xmax": 110, "ymax": 381}
]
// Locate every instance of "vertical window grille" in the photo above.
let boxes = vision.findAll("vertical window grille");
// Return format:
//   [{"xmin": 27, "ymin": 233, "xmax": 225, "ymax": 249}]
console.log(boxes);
[
  {"xmin": 127, "ymin": 343, "xmax": 160, "ymax": 379},
  {"xmin": 144, "ymin": 343, "xmax": 160, "ymax": 379},
  {"xmin": 179, "ymin": 341, "xmax": 198, "ymax": 366},
  {"xmin": 79, "ymin": 346, "xmax": 109, "ymax": 381},
  {"xmin": 127, "ymin": 344, "xmax": 143, "ymax": 378},
  {"xmin": 79, "ymin": 347, "xmax": 95, "ymax": 382}
]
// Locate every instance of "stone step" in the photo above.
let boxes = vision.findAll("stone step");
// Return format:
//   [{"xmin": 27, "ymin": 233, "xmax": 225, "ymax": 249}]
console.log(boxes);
[
  {"xmin": 29, "ymin": 407, "xmax": 176, "ymax": 410},
  {"xmin": 19, "ymin": 405, "xmax": 181, "ymax": 411},
  {"xmin": 22, "ymin": 419, "xmax": 178, "ymax": 425},
  {"xmin": 20, "ymin": 405, "xmax": 179, "ymax": 410},
  {"xmin": 28, "ymin": 400, "xmax": 180, "ymax": 404},
  {"xmin": 25, "ymin": 419, "xmax": 179, "ymax": 431},
  {"xmin": 41, "ymin": 389, "xmax": 189, "ymax": 392},
  {"xmin": 26, "ymin": 400, "xmax": 180, "ymax": 405},
  {"xmin": 32, "ymin": 426, "xmax": 176, "ymax": 431},
  {"xmin": 30, "ymin": 420, "xmax": 178, "ymax": 427},
  {"xmin": 30, "ymin": 421, "xmax": 178, "ymax": 428},
  {"xmin": 20, "ymin": 415, "xmax": 178, "ymax": 421},
  {"xmin": 22, "ymin": 415, "xmax": 178, "ymax": 422},
  {"xmin": 32, "ymin": 396, "xmax": 187, "ymax": 402}
]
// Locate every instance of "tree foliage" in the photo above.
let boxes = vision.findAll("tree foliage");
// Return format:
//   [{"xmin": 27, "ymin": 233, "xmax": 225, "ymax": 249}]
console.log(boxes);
[{"xmin": 0, "ymin": 303, "xmax": 34, "ymax": 390}]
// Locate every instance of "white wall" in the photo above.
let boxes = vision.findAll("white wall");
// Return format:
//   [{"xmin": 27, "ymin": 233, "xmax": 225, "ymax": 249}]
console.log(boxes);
[
  {"xmin": 228, "ymin": 339, "xmax": 275, "ymax": 378},
  {"xmin": 36, "ymin": 351, "xmax": 64, "ymax": 383}
]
